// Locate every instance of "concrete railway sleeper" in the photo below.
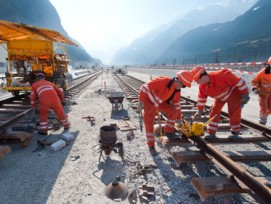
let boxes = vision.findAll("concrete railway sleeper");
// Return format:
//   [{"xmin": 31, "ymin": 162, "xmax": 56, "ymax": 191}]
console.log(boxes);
[{"xmin": 114, "ymin": 73, "xmax": 271, "ymax": 203}]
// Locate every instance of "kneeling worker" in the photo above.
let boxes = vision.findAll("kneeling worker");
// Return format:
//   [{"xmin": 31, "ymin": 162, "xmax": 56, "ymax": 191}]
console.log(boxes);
[
  {"xmin": 30, "ymin": 73, "xmax": 70, "ymax": 135},
  {"xmin": 138, "ymin": 70, "xmax": 193, "ymax": 152},
  {"xmin": 191, "ymin": 66, "xmax": 250, "ymax": 140}
]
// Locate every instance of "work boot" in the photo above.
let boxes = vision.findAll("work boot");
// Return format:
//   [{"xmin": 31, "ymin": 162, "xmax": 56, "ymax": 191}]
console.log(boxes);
[
  {"xmin": 204, "ymin": 133, "xmax": 216, "ymax": 140},
  {"xmin": 148, "ymin": 146, "xmax": 158, "ymax": 156},
  {"xmin": 38, "ymin": 131, "xmax": 48, "ymax": 135},
  {"xmin": 64, "ymin": 121, "xmax": 71, "ymax": 130},
  {"xmin": 259, "ymin": 120, "xmax": 267, "ymax": 125},
  {"xmin": 64, "ymin": 126, "xmax": 70, "ymax": 131},
  {"xmin": 228, "ymin": 131, "xmax": 240, "ymax": 140},
  {"xmin": 165, "ymin": 132, "xmax": 179, "ymax": 139}
]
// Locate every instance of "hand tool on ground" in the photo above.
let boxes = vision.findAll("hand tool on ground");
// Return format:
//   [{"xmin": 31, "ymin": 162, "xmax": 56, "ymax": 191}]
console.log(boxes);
[
  {"xmin": 82, "ymin": 116, "xmax": 96, "ymax": 126},
  {"xmin": 138, "ymin": 109, "xmax": 143, "ymax": 132},
  {"xmin": 157, "ymin": 111, "xmax": 163, "ymax": 136},
  {"xmin": 177, "ymin": 114, "xmax": 217, "ymax": 137},
  {"xmin": 32, "ymin": 134, "xmax": 52, "ymax": 152}
]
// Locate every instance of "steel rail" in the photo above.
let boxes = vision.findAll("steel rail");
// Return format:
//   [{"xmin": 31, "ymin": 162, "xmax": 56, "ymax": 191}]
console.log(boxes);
[
  {"xmin": 192, "ymin": 136, "xmax": 271, "ymax": 203},
  {"xmin": 115, "ymin": 73, "xmax": 271, "ymax": 203},
  {"xmin": 114, "ymin": 74, "xmax": 140, "ymax": 95},
  {"xmin": 0, "ymin": 72, "xmax": 102, "ymax": 130},
  {"xmin": 184, "ymin": 95, "xmax": 271, "ymax": 137}
]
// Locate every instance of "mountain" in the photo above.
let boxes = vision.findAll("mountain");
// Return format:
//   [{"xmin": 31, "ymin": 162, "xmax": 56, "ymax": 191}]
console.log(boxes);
[
  {"xmin": 112, "ymin": 24, "xmax": 170, "ymax": 65},
  {"xmin": 112, "ymin": 0, "xmax": 257, "ymax": 65},
  {"xmin": 158, "ymin": 0, "xmax": 271, "ymax": 64},
  {"xmin": 0, "ymin": 0, "xmax": 101, "ymax": 66}
]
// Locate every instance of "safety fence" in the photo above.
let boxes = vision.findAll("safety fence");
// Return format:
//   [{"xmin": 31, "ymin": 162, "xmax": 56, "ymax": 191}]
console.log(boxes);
[{"xmin": 130, "ymin": 61, "xmax": 266, "ymax": 75}]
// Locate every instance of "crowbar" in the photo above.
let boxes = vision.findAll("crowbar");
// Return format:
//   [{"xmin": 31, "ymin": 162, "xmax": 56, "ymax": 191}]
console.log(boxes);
[{"xmin": 139, "ymin": 109, "xmax": 143, "ymax": 132}]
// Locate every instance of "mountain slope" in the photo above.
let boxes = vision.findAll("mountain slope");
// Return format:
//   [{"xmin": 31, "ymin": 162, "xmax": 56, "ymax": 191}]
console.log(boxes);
[
  {"xmin": 112, "ymin": 0, "xmax": 256, "ymax": 65},
  {"xmin": 0, "ymin": 0, "xmax": 100, "ymax": 65},
  {"xmin": 159, "ymin": 0, "xmax": 271, "ymax": 64}
]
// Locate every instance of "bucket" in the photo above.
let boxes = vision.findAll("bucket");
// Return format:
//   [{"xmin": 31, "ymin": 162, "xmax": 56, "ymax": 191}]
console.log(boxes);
[{"xmin": 100, "ymin": 126, "xmax": 117, "ymax": 155}]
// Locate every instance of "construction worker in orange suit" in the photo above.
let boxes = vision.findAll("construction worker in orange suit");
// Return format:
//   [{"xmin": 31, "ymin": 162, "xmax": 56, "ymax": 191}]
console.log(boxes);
[
  {"xmin": 30, "ymin": 73, "xmax": 70, "ymax": 135},
  {"xmin": 251, "ymin": 56, "xmax": 271, "ymax": 125},
  {"xmin": 191, "ymin": 66, "xmax": 250, "ymax": 140},
  {"xmin": 138, "ymin": 70, "xmax": 193, "ymax": 152}
]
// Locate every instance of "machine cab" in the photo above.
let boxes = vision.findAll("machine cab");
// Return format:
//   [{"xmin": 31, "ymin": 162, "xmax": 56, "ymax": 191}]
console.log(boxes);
[{"xmin": 0, "ymin": 20, "xmax": 77, "ymax": 96}]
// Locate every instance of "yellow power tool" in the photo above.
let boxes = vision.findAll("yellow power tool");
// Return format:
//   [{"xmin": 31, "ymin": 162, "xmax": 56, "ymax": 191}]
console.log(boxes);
[{"xmin": 177, "ymin": 115, "xmax": 217, "ymax": 137}]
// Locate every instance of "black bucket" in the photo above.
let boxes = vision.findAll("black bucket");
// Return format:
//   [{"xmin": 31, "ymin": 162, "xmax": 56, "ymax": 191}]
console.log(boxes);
[{"xmin": 100, "ymin": 126, "xmax": 117, "ymax": 155}]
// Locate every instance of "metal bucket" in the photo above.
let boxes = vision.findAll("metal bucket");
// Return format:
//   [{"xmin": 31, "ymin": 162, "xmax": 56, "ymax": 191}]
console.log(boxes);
[{"xmin": 100, "ymin": 125, "xmax": 117, "ymax": 155}]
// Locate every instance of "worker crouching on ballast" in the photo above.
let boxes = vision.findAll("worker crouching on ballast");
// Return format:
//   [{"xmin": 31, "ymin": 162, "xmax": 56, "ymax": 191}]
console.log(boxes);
[
  {"xmin": 251, "ymin": 56, "xmax": 271, "ymax": 125},
  {"xmin": 30, "ymin": 73, "xmax": 70, "ymax": 135},
  {"xmin": 138, "ymin": 70, "xmax": 193, "ymax": 153},
  {"xmin": 191, "ymin": 66, "xmax": 250, "ymax": 140}
]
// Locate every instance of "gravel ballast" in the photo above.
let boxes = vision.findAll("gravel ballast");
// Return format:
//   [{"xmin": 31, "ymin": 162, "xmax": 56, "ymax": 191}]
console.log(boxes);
[{"xmin": 0, "ymin": 69, "xmax": 268, "ymax": 204}]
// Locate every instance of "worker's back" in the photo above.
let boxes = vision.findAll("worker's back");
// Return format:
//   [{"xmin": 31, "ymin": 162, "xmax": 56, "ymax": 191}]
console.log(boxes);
[{"xmin": 32, "ymin": 79, "xmax": 60, "ymax": 101}]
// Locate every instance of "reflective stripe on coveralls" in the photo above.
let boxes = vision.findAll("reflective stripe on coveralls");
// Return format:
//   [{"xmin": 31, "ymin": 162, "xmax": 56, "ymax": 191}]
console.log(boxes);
[
  {"xmin": 36, "ymin": 85, "xmax": 55, "ymax": 95},
  {"xmin": 252, "ymin": 68, "xmax": 271, "ymax": 95},
  {"xmin": 259, "ymin": 95, "xmax": 271, "ymax": 123},
  {"xmin": 252, "ymin": 67, "xmax": 271, "ymax": 122},
  {"xmin": 172, "ymin": 101, "xmax": 180, "ymax": 110},
  {"xmin": 39, "ymin": 122, "xmax": 48, "ymax": 130},
  {"xmin": 196, "ymin": 70, "xmax": 247, "ymax": 134},
  {"xmin": 146, "ymin": 132, "xmax": 155, "ymax": 145},
  {"xmin": 31, "ymin": 79, "xmax": 70, "ymax": 133},
  {"xmin": 197, "ymin": 78, "xmax": 247, "ymax": 106},
  {"xmin": 140, "ymin": 84, "xmax": 162, "ymax": 107},
  {"xmin": 207, "ymin": 88, "xmax": 241, "ymax": 134},
  {"xmin": 139, "ymin": 77, "xmax": 181, "ymax": 147},
  {"xmin": 140, "ymin": 92, "xmax": 179, "ymax": 147}
]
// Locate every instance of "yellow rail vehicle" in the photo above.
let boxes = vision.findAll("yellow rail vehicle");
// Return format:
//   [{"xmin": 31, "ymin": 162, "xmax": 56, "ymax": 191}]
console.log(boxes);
[{"xmin": 0, "ymin": 20, "xmax": 77, "ymax": 96}]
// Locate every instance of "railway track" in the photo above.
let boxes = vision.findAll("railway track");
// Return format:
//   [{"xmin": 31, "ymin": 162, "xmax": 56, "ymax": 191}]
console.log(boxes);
[
  {"xmin": 0, "ymin": 71, "xmax": 102, "ymax": 147},
  {"xmin": 114, "ymin": 73, "xmax": 271, "ymax": 203}
]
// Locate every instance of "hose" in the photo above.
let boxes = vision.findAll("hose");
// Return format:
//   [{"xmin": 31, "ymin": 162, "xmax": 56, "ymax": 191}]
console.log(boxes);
[{"xmin": 27, "ymin": 109, "xmax": 58, "ymax": 130}]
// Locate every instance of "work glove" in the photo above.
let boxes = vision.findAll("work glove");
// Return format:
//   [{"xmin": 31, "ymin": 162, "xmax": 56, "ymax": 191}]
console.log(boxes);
[
  {"xmin": 241, "ymin": 93, "xmax": 250, "ymax": 108},
  {"xmin": 176, "ymin": 119, "xmax": 182, "ymax": 126},
  {"xmin": 61, "ymin": 99, "xmax": 67, "ymax": 106},
  {"xmin": 252, "ymin": 87, "xmax": 259, "ymax": 94},
  {"xmin": 137, "ymin": 101, "xmax": 144, "ymax": 111},
  {"xmin": 193, "ymin": 110, "xmax": 203, "ymax": 120}
]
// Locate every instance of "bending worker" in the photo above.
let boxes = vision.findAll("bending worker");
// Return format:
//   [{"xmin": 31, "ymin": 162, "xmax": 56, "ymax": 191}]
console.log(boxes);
[
  {"xmin": 138, "ymin": 70, "xmax": 193, "ymax": 152},
  {"xmin": 192, "ymin": 66, "xmax": 250, "ymax": 140},
  {"xmin": 251, "ymin": 56, "xmax": 271, "ymax": 125},
  {"xmin": 30, "ymin": 73, "xmax": 70, "ymax": 135}
]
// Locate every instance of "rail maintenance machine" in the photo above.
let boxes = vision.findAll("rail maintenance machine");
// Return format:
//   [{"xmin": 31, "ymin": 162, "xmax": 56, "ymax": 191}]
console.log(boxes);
[
  {"xmin": 177, "ymin": 115, "xmax": 217, "ymax": 137},
  {"xmin": 0, "ymin": 20, "xmax": 77, "ymax": 96}
]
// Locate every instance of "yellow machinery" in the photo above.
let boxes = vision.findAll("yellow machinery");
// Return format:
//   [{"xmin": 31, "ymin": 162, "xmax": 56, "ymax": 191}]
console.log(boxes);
[
  {"xmin": 0, "ymin": 20, "xmax": 77, "ymax": 96},
  {"xmin": 177, "ymin": 115, "xmax": 217, "ymax": 137}
]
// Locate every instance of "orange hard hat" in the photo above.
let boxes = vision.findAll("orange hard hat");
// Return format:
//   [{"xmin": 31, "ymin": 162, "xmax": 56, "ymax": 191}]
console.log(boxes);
[
  {"xmin": 191, "ymin": 66, "xmax": 205, "ymax": 81},
  {"xmin": 176, "ymin": 70, "xmax": 193, "ymax": 88},
  {"xmin": 268, "ymin": 56, "xmax": 271, "ymax": 65}
]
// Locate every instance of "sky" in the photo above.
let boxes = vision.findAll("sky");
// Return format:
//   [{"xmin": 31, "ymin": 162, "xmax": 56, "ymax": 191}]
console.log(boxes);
[{"xmin": 48, "ymin": 0, "xmax": 251, "ymax": 64}]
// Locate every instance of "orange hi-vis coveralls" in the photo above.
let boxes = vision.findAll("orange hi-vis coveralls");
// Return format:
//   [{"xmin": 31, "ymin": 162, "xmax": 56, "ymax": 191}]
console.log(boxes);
[
  {"xmin": 197, "ymin": 69, "xmax": 248, "ymax": 134},
  {"xmin": 251, "ymin": 68, "xmax": 271, "ymax": 124},
  {"xmin": 139, "ymin": 76, "xmax": 181, "ymax": 147},
  {"xmin": 30, "ymin": 79, "xmax": 70, "ymax": 133}
]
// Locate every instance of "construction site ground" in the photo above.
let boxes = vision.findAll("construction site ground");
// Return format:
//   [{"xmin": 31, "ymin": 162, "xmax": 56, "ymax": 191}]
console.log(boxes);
[{"xmin": 0, "ymin": 69, "xmax": 263, "ymax": 204}]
